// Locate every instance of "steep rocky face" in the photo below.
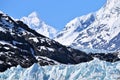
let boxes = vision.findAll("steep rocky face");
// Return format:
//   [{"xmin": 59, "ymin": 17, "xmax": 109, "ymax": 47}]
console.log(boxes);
[
  {"xmin": 0, "ymin": 13, "xmax": 37, "ymax": 72},
  {"xmin": 0, "ymin": 12, "xmax": 93, "ymax": 72},
  {"xmin": 21, "ymin": 12, "xmax": 57, "ymax": 39},
  {"xmin": 55, "ymin": 0, "xmax": 120, "ymax": 51}
]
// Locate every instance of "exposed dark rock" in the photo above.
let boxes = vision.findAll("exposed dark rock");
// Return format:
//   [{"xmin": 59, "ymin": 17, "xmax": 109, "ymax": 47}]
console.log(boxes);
[{"xmin": 89, "ymin": 52, "xmax": 120, "ymax": 62}]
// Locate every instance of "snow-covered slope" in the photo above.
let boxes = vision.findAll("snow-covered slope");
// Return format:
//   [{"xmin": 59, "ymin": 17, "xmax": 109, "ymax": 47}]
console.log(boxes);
[
  {"xmin": 21, "ymin": 12, "xmax": 57, "ymax": 38},
  {"xmin": 55, "ymin": 13, "xmax": 95, "ymax": 46},
  {"xmin": 55, "ymin": 0, "xmax": 120, "ymax": 51},
  {"xmin": 0, "ymin": 58, "xmax": 120, "ymax": 80}
]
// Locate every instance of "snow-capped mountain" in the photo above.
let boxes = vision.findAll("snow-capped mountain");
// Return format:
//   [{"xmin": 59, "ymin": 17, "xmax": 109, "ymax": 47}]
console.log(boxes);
[
  {"xmin": 0, "ymin": 12, "xmax": 96, "ymax": 71},
  {"xmin": 55, "ymin": 0, "xmax": 120, "ymax": 51},
  {"xmin": 21, "ymin": 12, "xmax": 57, "ymax": 38},
  {"xmin": 0, "ymin": 58, "xmax": 120, "ymax": 80}
]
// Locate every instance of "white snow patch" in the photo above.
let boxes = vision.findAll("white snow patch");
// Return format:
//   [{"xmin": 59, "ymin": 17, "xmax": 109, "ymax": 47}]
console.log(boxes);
[
  {"xmin": 41, "ymin": 46, "xmax": 46, "ymax": 50},
  {"xmin": 4, "ymin": 47, "xmax": 10, "ymax": 50},
  {"xmin": 0, "ymin": 61, "xmax": 4, "ymax": 64},
  {"xmin": 29, "ymin": 37, "xmax": 39, "ymax": 43},
  {"xmin": 111, "ymin": 44, "xmax": 116, "ymax": 48},
  {"xmin": 47, "ymin": 47, "xmax": 54, "ymax": 52},
  {"xmin": 36, "ymin": 56, "xmax": 59, "ymax": 64},
  {"xmin": 38, "ymin": 46, "xmax": 47, "ymax": 51},
  {"xmin": 0, "ymin": 41, "xmax": 17, "ymax": 48},
  {"xmin": 0, "ymin": 27, "xmax": 6, "ymax": 33}
]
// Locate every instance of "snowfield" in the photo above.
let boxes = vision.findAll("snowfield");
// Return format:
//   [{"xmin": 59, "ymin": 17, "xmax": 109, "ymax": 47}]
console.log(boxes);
[
  {"xmin": 0, "ymin": 58, "xmax": 120, "ymax": 80},
  {"xmin": 55, "ymin": 0, "xmax": 120, "ymax": 51}
]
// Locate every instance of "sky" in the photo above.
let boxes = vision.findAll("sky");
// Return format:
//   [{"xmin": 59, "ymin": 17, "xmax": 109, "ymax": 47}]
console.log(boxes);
[{"xmin": 0, "ymin": 0, "xmax": 106, "ymax": 30}]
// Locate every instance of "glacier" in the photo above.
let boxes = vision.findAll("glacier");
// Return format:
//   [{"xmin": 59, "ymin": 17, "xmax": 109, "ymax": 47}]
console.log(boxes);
[{"xmin": 0, "ymin": 58, "xmax": 120, "ymax": 80}]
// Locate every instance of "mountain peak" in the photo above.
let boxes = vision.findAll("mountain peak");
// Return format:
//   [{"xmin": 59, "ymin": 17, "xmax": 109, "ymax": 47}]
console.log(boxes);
[
  {"xmin": 55, "ymin": 0, "xmax": 120, "ymax": 51},
  {"xmin": 28, "ymin": 11, "xmax": 39, "ymax": 18},
  {"xmin": 21, "ymin": 12, "xmax": 57, "ymax": 38},
  {"xmin": 21, "ymin": 11, "xmax": 41, "ymax": 27}
]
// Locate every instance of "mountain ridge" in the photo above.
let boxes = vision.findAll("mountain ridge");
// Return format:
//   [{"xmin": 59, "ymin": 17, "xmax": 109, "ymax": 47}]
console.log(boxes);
[
  {"xmin": 55, "ymin": 0, "xmax": 120, "ymax": 51},
  {"xmin": 21, "ymin": 12, "xmax": 57, "ymax": 39}
]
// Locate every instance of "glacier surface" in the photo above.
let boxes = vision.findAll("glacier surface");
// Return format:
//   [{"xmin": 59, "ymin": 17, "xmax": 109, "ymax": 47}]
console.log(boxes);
[{"xmin": 0, "ymin": 58, "xmax": 120, "ymax": 80}]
